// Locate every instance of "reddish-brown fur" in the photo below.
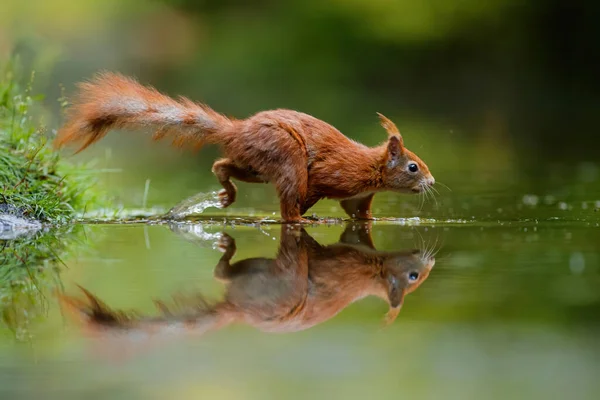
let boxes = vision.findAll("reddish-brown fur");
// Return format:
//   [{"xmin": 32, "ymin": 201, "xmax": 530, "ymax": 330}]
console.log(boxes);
[
  {"xmin": 59, "ymin": 223, "xmax": 435, "ymax": 345},
  {"xmin": 55, "ymin": 72, "xmax": 435, "ymax": 221}
]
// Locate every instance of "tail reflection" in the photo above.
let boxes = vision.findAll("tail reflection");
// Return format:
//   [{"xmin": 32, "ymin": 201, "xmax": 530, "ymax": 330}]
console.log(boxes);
[{"xmin": 61, "ymin": 222, "xmax": 435, "ymax": 345}]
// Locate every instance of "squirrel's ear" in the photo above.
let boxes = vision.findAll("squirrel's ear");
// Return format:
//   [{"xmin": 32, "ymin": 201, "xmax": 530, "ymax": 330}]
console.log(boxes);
[
  {"xmin": 387, "ymin": 135, "xmax": 404, "ymax": 163},
  {"xmin": 383, "ymin": 275, "xmax": 405, "ymax": 325},
  {"xmin": 377, "ymin": 112, "xmax": 401, "ymax": 137},
  {"xmin": 386, "ymin": 274, "xmax": 405, "ymax": 309}
]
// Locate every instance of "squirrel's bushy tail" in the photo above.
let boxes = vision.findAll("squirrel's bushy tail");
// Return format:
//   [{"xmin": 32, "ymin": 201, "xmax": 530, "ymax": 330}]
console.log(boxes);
[
  {"xmin": 58, "ymin": 287, "xmax": 234, "ymax": 360},
  {"xmin": 59, "ymin": 286, "xmax": 233, "ymax": 343},
  {"xmin": 54, "ymin": 72, "xmax": 233, "ymax": 153}
]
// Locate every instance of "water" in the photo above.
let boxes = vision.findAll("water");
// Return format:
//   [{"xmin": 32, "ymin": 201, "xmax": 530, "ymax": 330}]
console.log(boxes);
[
  {"xmin": 165, "ymin": 191, "xmax": 224, "ymax": 220},
  {"xmin": 1, "ymin": 210, "xmax": 599, "ymax": 399}
]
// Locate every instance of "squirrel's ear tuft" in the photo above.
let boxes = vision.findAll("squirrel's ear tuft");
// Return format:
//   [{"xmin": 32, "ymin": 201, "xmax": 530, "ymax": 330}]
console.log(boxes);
[
  {"xmin": 383, "ymin": 305, "xmax": 401, "ymax": 326},
  {"xmin": 377, "ymin": 112, "xmax": 401, "ymax": 137},
  {"xmin": 378, "ymin": 113, "xmax": 405, "ymax": 159}
]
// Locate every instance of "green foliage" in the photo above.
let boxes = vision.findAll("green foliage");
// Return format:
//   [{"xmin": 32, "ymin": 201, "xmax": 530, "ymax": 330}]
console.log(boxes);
[
  {"xmin": 0, "ymin": 60, "xmax": 105, "ymax": 339},
  {"xmin": 0, "ymin": 225, "xmax": 92, "ymax": 340},
  {"xmin": 0, "ymin": 229, "xmax": 64, "ymax": 339},
  {"xmin": 0, "ymin": 60, "xmax": 104, "ymax": 223}
]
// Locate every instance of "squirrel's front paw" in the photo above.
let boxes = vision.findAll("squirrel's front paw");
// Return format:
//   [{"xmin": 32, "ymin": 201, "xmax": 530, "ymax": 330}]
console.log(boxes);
[{"xmin": 217, "ymin": 189, "xmax": 236, "ymax": 208}]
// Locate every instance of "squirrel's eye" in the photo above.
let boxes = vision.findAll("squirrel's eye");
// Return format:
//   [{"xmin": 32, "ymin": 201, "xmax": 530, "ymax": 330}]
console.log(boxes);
[
  {"xmin": 408, "ymin": 271, "xmax": 419, "ymax": 281},
  {"xmin": 408, "ymin": 163, "xmax": 419, "ymax": 173}
]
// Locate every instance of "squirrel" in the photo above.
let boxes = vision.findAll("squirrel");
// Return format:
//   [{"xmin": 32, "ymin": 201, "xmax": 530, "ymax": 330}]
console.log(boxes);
[
  {"xmin": 54, "ymin": 72, "xmax": 435, "ymax": 222},
  {"xmin": 60, "ymin": 222, "xmax": 435, "ymax": 351}
]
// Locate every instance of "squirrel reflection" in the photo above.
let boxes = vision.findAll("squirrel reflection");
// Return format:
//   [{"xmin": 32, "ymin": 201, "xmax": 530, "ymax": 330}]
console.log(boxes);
[{"xmin": 61, "ymin": 223, "xmax": 435, "ymax": 340}]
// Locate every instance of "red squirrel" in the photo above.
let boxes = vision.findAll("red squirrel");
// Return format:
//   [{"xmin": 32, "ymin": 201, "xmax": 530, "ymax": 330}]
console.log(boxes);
[
  {"xmin": 60, "ymin": 223, "xmax": 435, "ymax": 347},
  {"xmin": 54, "ymin": 73, "xmax": 435, "ymax": 222}
]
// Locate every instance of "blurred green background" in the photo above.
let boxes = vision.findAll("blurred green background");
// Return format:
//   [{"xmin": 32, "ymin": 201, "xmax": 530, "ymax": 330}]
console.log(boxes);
[{"xmin": 2, "ymin": 0, "xmax": 599, "ymax": 215}]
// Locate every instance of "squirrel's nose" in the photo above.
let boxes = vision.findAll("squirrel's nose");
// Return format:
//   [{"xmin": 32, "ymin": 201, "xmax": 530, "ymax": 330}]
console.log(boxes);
[{"xmin": 427, "ymin": 176, "xmax": 435, "ymax": 186}]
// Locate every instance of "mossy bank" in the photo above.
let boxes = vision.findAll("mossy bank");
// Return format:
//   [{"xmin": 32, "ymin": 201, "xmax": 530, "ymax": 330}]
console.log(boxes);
[
  {"xmin": 0, "ymin": 62, "xmax": 103, "ymax": 228},
  {"xmin": 0, "ymin": 61, "xmax": 105, "ymax": 338}
]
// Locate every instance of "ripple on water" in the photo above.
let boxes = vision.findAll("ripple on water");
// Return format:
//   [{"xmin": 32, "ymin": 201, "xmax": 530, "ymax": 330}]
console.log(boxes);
[{"xmin": 166, "ymin": 191, "xmax": 223, "ymax": 219}]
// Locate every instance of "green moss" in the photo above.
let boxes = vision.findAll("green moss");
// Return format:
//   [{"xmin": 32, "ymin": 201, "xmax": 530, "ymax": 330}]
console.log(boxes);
[
  {"xmin": 0, "ymin": 59, "xmax": 105, "ymax": 339},
  {"xmin": 0, "ymin": 60, "xmax": 104, "ymax": 223}
]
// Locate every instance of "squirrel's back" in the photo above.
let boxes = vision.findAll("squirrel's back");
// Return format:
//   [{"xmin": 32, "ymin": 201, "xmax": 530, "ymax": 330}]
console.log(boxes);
[{"xmin": 245, "ymin": 109, "xmax": 362, "ymax": 148}]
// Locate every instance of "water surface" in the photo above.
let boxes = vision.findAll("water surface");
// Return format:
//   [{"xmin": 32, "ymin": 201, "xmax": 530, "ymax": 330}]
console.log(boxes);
[{"xmin": 1, "ymin": 211, "xmax": 599, "ymax": 399}]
